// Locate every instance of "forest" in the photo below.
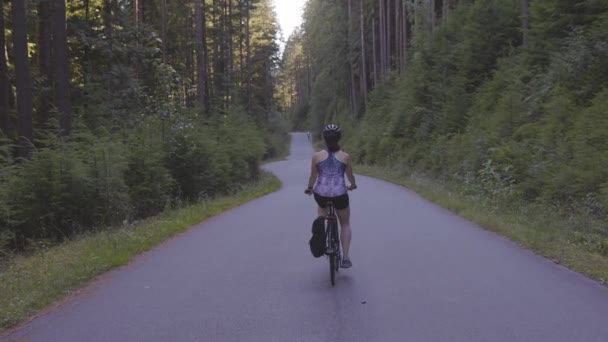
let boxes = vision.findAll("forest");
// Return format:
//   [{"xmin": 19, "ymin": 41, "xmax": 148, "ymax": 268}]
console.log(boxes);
[
  {"xmin": 279, "ymin": 0, "xmax": 608, "ymax": 257},
  {"xmin": 2, "ymin": 0, "xmax": 608, "ymax": 262},
  {"xmin": 0, "ymin": 0, "xmax": 287, "ymax": 253}
]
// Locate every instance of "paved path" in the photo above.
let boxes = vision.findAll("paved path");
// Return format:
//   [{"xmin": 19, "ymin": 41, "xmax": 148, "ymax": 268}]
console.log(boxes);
[{"xmin": 2, "ymin": 133, "xmax": 608, "ymax": 342}]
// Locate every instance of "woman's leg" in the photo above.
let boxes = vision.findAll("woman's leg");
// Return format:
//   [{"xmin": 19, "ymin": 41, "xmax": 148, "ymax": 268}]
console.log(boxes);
[{"xmin": 336, "ymin": 206, "xmax": 351, "ymax": 259}]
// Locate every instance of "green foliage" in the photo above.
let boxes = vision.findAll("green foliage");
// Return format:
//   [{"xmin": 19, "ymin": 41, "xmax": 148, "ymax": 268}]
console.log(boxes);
[
  {"xmin": 297, "ymin": 0, "xmax": 352, "ymax": 130},
  {"xmin": 124, "ymin": 122, "xmax": 174, "ymax": 219},
  {"xmin": 0, "ymin": 112, "xmax": 270, "ymax": 252},
  {"xmin": 296, "ymin": 0, "xmax": 608, "ymax": 247},
  {"xmin": 529, "ymin": 0, "xmax": 608, "ymax": 63},
  {"xmin": 165, "ymin": 109, "xmax": 269, "ymax": 202},
  {"xmin": 0, "ymin": 0, "xmax": 287, "ymax": 254},
  {"xmin": 352, "ymin": 0, "xmax": 608, "ymax": 218},
  {"xmin": 2, "ymin": 131, "xmax": 130, "ymax": 249}
]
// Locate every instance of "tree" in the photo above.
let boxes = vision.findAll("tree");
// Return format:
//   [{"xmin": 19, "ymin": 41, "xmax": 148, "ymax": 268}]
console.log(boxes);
[
  {"xmin": 247, "ymin": 0, "xmax": 279, "ymax": 116},
  {"xmin": 246, "ymin": 0, "xmax": 252, "ymax": 112},
  {"xmin": 0, "ymin": 1, "xmax": 10, "ymax": 135},
  {"xmin": 372, "ymin": 14, "xmax": 378, "ymax": 85},
  {"xmin": 522, "ymin": 0, "xmax": 529, "ymax": 48},
  {"xmin": 360, "ymin": 0, "xmax": 368, "ymax": 108},
  {"xmin": 227, "ymin": 0, "xmax": 234, "ymax": 108},
  {"xmin": 380, "ymin": 0, "xmax": 386, "ymax": 78},
  {"xmin": 53, "ymin": 0, "xmax": 72, "ymax": 136},
  {"xmin": 37, "ymin": 0, "xmax": 53, "ymax": 126},
  {"xmin": 161, "ymin": 0, "xmax": 167, "ymax": 63},
  {"xmin": 195, "ymin": 0, "xmax": 206, "ymax": 113},
  {"xmin": 11, "ymin": 0, "xmax": 34, "ymax": 156},
  {"xmin": 347, "ymin": 0, "xmax": 358, "ymax": 114},
  {"xmin": 133, "ymin": 0, "xmax": 144, "ymax": 25},
  {"xmin": 401, "ymin": 0, "xmax": 409, "ymax": 68}
]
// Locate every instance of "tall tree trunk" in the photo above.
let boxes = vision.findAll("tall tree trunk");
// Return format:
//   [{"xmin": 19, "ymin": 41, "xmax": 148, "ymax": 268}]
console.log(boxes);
[
  {"xmin": 202, "ymin": 0, "xmax": 209, "ymax": 102},
  {"xmin": 288, "ymin": 69, "xmax": 293, "ymax": 108},
  {"xmin": 186, "ymin": 11, "xmax": 194, "ymax": 106},
  {"xmin": 133, "ymin": 0, "xmax": 144, "ymax": 24},
  {"xmin": 246, "ymin": 0, "xmax": 252, "ymax": 112},
  {"xmin": 385, "ymin": 0, "xmax": 390, "ymax": 73},
  {"xmin": 104, "ymin": 0, "xmax": 113, "ymax": 51},
  {"xmin": 139, "ymin": 0, "xmax": 144, "ymax": 23},
  {"xmin": 11, "ymin": 0, "xmax": 34, "ymax": 156},
  {"xmin": 295, "ymin": 65, "xmax": 301, "ymax": 106},
  {"xmin": 212, "ymin": 0, "xmax": 222, "ymax": 100},
  {"xmin": 0, "ymin": 3, "xmax": 11, "ymax": 135},
  {"xmin": 195, "ymin": 0, "xmax": 206, "ymax": 113},
  {"xmin": 360, "ymin": 0, "xmax": 368, "ymax": 108},
  {"xmin": 396, "ymin": 0, "xmax": 400, "ymax": 71},
  {"xmin": 306, "ymin": 54, "xmax": 312, "ymax": 99},
  {"xmin": 347, "ymin": 0, "xmax": 357, "ymax": 114},
  {"xmin": 82, "ymin": 0, "xmax": 90, "ymax": 115},
  {"xmin": 522, "ymin": 0, "xmax": 529, "ymax": 48},
  {"xmin": 222, "ymin": 0, "xmax": 227, "ymax": 109},
  {"xmin": 239, "ymin": 0, "xmax": 244, "ymax": 85},
  {"xmin": 372, "ymin": 15, "xmax": 378, "ymax": 86},
  {"xmin": 161, "ymin": 0, "xmax": 167, "ymax": 63},
  {"xmin": 53, "ymin": 0, "xmax": 72, "ymax": 136},
  {"xmin": 403, "ymin": 0, "xmax": 408, "ymax": 68},
  {"xmin": 379, "ymin": 0, "xmax": 385, "ymax": 78},
  {"xmin": 430, "ymin": 0, "xmax": 436, "ymax": 29},
  {"xmin": 227, "ymin": 0, "xmax": 233, "ymax": 109},
  {"xmin": 38, "ymin": 0, "xmax": 53, "ymax": 127},
  {"xmin": 387, "ymin": 0, "xmax": 391, "ymax": 69},
  {"xmin": 133, "ymin": 0, "xmax": 138, "ymax": 24}
]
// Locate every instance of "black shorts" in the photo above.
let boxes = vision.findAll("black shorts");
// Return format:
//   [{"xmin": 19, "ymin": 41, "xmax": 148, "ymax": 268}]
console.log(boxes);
[{"xmin": 314, "ymin": 193, "xmax": 349, "ymax": 210}]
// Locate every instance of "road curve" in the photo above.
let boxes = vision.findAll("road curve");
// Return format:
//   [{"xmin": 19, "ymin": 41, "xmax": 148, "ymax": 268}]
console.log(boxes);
[{"xmin": 2, "ymin": 133, "xmax": 608, "ymax": 342}]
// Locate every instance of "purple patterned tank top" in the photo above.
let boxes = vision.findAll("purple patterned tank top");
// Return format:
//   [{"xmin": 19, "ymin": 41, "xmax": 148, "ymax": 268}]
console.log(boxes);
[{"xmin": 313, "ymin": 151, "xmax": 347, "ymax": 197}]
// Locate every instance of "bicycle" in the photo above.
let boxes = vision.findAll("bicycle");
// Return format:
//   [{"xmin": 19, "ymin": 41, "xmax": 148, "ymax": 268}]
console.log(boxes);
[
  {"xmin": 305, "ymin": 186, "xmax": 356, "ymax": 286},
  {"xmin": 324, "ymin": 201, "xmax": 341, "ymax": 286}
]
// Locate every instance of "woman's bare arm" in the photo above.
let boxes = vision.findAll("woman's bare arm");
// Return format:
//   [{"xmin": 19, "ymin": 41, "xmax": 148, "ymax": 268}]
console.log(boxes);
[
  {"xmin": 344, "ymin": 154, "xmax": 357, "ymax": 189},
  {"xmin": 307, "ymin": 154, "xmax": 319, "ymax": 190}
]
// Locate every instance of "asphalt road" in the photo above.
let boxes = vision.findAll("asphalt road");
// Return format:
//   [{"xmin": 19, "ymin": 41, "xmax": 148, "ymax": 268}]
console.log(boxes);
[{"xmin": 2, "ymin": 132, "xmax": 608, "ymax": 342}]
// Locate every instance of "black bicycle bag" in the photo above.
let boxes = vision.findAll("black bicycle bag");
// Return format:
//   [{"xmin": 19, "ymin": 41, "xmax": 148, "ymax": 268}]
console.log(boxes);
[{"xmin": 309, "ymin": 216, "xmax": 326, "ymax": 258}]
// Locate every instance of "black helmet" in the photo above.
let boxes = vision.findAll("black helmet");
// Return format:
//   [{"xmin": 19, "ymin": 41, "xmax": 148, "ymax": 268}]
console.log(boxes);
[{"xmin": 322, "ymin": 124, "xmax": 341, "ymax": 139}]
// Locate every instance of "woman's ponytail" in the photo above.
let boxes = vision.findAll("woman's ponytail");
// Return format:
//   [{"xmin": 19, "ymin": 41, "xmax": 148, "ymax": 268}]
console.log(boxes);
[{"xmin": 325, "ymin": 137, "xmax": 340, "ymax": 152}]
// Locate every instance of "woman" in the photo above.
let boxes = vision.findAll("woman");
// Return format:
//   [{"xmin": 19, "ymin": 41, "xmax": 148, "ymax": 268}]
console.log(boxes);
[{"xmin": 305, "ymin": 124, "xmax": 357, "ymax": 268}]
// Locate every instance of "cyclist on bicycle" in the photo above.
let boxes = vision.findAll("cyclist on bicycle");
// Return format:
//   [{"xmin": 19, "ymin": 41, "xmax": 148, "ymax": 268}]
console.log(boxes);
[{"xmin": 305, "ymin": 124, "xmax": 357, "ymax": 268}]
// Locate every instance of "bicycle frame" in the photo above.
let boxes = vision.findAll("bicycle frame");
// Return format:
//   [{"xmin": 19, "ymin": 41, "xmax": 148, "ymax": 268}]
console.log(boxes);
[{"xmin": 325, "ymin": 202, "xmax": 338, "ymax": 251}]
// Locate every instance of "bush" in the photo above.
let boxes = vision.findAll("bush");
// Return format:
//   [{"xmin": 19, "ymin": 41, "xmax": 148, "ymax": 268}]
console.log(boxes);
[
  {"xmin": 124, "ymin": 122, "xmax": 175, "ymax": 219},
  {"xmin": 0, "ymin": 111, "xmax": 272, "ymax": 253}
]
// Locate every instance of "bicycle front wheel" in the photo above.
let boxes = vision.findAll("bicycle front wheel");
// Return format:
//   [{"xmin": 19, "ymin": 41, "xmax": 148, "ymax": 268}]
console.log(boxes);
[
  {"xmin": 328, "ymin": 223, "xmax": 337, "ymax": 286},
  {"xmin": 329, "ymin": 253, "xmax": 336, "ymax": 286}
]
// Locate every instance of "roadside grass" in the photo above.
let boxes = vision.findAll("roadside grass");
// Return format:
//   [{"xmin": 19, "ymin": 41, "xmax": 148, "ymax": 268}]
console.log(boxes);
[
  {"xmin": 0, "ymin": 172, "xmax": 281, "ymax": 331},
  {"xmin": 356, "ymin": 164, "xmax": 608, "ymax": 285}
]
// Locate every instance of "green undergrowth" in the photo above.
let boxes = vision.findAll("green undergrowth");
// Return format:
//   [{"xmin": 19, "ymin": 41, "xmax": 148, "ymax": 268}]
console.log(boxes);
[
  {"xmin": 263, "ymin": 134, "xmax": 292, "ymax": 163},
  {"xmin": 357, "ymin": 164, "xmax": 608, "ymax": 285},
  {"xmin": 0, "ymin": 172, "xmax": 280, "ymax": 331}
]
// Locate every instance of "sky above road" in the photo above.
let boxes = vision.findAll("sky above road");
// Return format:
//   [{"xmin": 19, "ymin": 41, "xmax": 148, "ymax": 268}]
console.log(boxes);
[{"xmin": 274, "ymin": 0, "xmax": 306, "ymax": 48}]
